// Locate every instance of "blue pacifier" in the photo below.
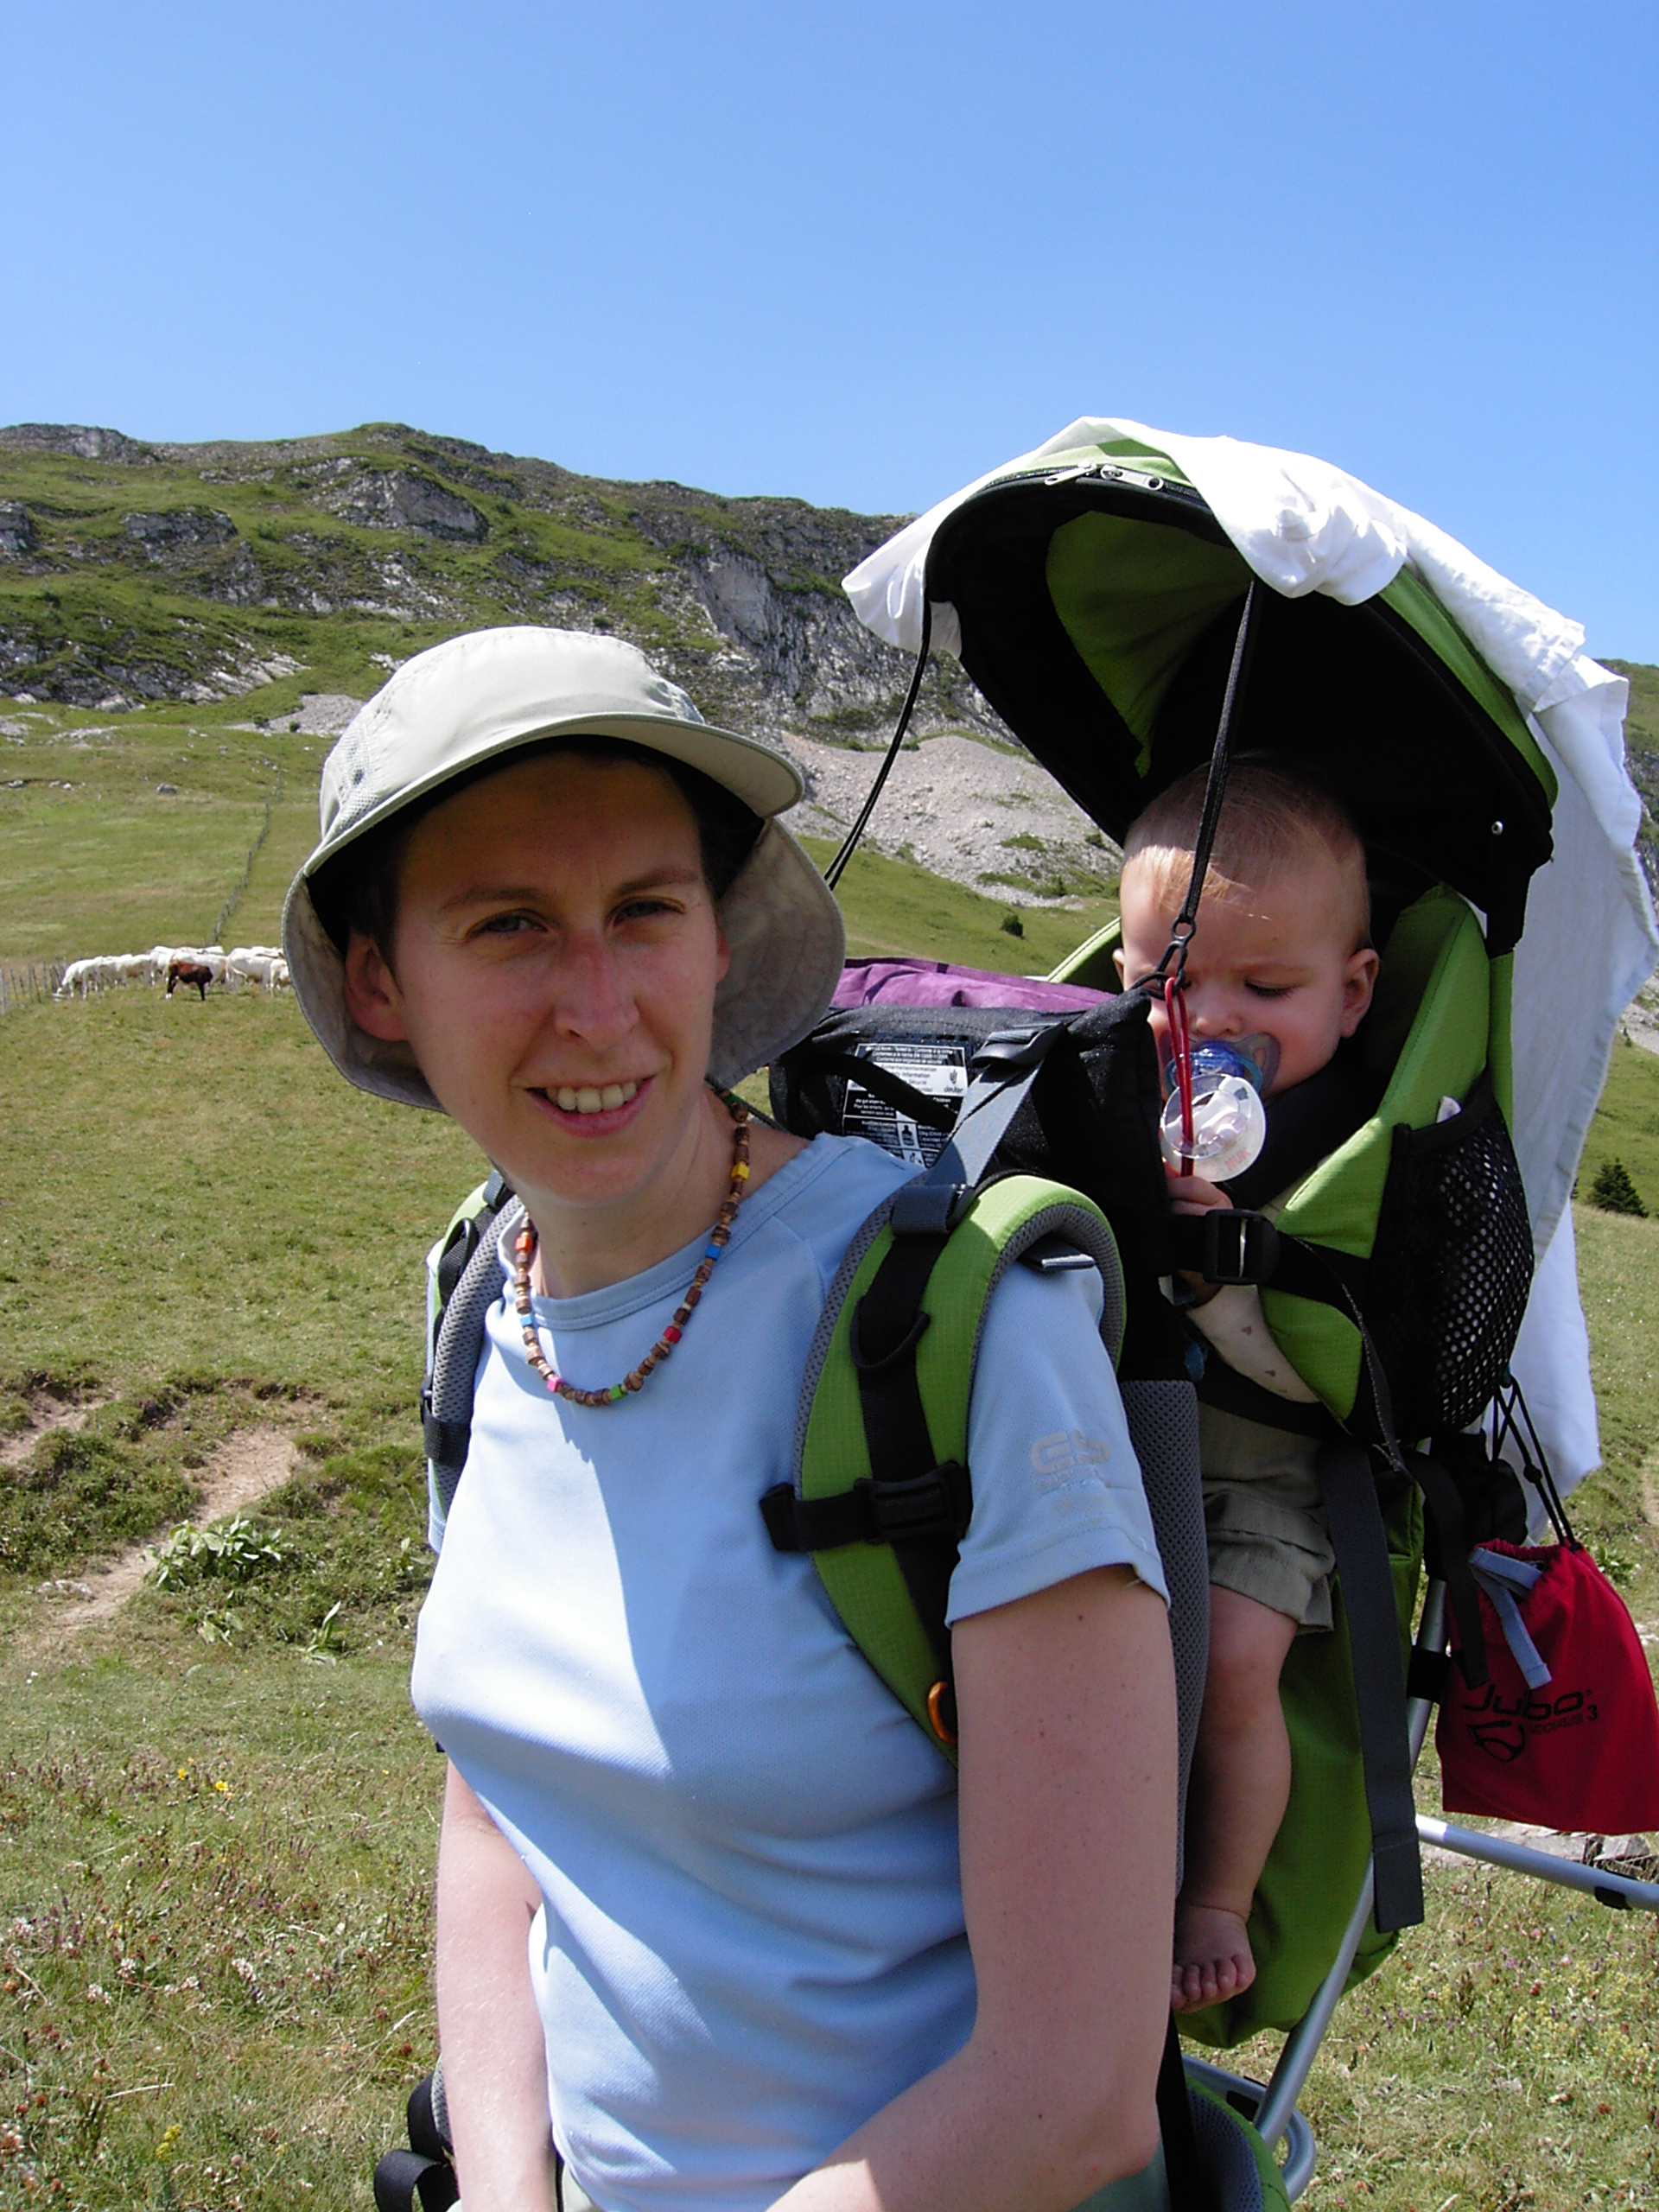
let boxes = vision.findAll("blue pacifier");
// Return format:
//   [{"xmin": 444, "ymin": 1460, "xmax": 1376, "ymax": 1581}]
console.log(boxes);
[{"xmin": 1160, "ymin": 1035, "xmax": 1280, "ymax": 1181}]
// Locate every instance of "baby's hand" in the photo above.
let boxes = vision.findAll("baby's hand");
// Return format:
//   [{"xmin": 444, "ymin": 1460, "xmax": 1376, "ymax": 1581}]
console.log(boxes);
[
  {"xmin": 1164, "ymin": 1166, "xmax": 1233, "ymax": 1218},
  {"xmin": 1165, "ymin": 1166, "xmax": 1231, "ymax": 1307}
]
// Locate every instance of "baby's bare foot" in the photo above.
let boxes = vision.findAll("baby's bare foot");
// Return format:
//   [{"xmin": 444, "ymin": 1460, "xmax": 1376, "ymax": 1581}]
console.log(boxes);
[{"xmin": 1172, "ymin": 1903, "xmax": 1256, "ymax": 2013}]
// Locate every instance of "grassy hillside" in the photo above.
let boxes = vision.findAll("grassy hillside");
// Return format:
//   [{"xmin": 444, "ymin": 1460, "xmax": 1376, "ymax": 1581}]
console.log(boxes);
[
  {"xmin": 1574, "ymin": 1029, "xmax": 1659, "ymax": 1212},
  {"xmin": 3, "ymin": 685, "xmax": 1658, "ymax": 2209},
  {"xmin": 3, "ymin": 999, "xmax": 1657, "ymax": 2211}
]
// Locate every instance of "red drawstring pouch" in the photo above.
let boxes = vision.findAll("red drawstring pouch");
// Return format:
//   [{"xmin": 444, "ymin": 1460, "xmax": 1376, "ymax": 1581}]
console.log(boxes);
[{"xmin": 1437, "ymin": 1538, "xmax": 1659, "ymax": 1832}]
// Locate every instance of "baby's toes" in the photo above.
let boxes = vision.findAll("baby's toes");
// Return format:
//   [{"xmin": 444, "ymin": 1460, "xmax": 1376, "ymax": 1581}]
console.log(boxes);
[{"xmin": 1172, "ymin": 1961, "xmax": 1205, "ymax": 2012}]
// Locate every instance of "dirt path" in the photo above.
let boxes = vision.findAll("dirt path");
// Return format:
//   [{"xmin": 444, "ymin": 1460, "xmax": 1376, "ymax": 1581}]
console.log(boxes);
[
  {"xmin": 22, "ymin": 1424, "xmax": 299, "ymax": 1658},
  {"xmin": 0, "ymin": 1388, "xmax": 102, "ymax": 1469}
]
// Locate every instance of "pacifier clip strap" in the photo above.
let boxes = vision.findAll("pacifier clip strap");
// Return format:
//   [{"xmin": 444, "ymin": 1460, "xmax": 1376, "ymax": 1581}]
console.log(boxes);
[{"xmin": 1164, "ymin": 974, "xmax": 1196, "ymax": 1156}]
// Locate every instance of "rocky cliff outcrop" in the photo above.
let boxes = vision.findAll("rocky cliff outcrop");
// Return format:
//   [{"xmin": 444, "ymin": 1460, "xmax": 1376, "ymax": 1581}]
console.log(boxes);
[{"xmin": 0, "ymin": 420, "xmax": 997, "ymax": 743}]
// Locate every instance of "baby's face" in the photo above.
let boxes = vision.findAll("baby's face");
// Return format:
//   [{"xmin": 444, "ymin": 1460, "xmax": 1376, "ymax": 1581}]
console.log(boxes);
[{"xmin": 1116, "ymin": 850, "xmax": 1379, "ymax": 1097}]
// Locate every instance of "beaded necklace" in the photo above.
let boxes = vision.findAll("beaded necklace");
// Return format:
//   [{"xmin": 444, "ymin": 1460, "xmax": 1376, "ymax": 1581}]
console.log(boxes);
[{"xmin": 511, "ymin": 1090, "xmax": 752, "ymax": 1406}]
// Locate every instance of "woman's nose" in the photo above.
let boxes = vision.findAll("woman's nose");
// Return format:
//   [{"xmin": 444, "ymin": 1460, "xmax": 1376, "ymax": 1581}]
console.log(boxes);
[{"xmin": 551, "ymin": 935, "xmax": 635, "ymax": 1046}]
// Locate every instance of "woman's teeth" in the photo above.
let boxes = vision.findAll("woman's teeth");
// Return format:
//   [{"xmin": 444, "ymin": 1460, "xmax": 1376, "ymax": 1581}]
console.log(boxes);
[{"xmin": 554, "ymin": 1080, "xmax": 639, "ymax": 1115}]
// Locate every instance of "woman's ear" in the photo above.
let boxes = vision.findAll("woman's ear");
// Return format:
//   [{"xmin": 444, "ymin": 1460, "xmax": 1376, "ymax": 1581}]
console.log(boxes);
[
  {"xmin": 1339, "ymin": 945, "xmax": 1381, "ymax": 1036},
  {"xmin": 343, "ymin": 932, "xmax": 410, "ymax": 1042}
]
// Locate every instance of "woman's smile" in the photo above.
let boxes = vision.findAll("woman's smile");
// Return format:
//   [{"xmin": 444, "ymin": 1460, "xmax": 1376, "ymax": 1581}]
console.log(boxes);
[{"xmin": 531, "ymin": 1072, "xmax": 652, "ymax": 1134}]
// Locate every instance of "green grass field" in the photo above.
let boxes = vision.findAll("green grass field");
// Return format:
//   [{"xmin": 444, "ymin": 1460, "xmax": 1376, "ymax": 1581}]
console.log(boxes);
[{"xmin": 2, "ymin": 699, "xmax": 1656, "ymax": 2210}]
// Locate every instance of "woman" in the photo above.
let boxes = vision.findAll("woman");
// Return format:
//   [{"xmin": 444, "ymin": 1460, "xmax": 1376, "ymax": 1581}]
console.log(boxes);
[{"xmin": 283, "ymin": 626, "xmax": 1178, "ymax": 2212}]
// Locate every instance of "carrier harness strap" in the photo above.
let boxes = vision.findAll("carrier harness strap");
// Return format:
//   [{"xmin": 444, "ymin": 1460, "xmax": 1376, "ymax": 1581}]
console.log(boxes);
[
  {"xmin": 845, "ymin": 1226, "xmax": 966, "ymax": 1690},
  {"xmin": 759, "ymin": 1461, "xmax": 972, "ymax": 1559},
  {"xmin": 1177, "ymin": 1212, "xmax": 1460, "ymax": 1928},
  {"xmin": 1195, "ymin": 1332, "xmax": 1433, "ymax": 1929},
  {"xmin": 1317, "ymin": 1438, "xmax": 1426, "ymax": 1933},
  {"xmin": 825, "ymin": 600, "xmax": 933, "ymax": 890},
  {"xmin": 1149, "ymin": 582, "xmax": 1258, "ymax": 992},
  {"xmin": 434, "ymin": 1167, "xmax": 513, "ymax": 1311},
  {"xmin": 854, "ymin": 1024, "xmax": 1068, "ymax": 1692},
  {"xmin": 912, "ymin": 1021, "xmax": 1065, "ymax": 1202},
  {"xmin": 1402, "ymin": 1449, "xmax": 1488, "ymax": 1688},
  {"xmin": 1190, "ymin": 1352, "xmax": 1332, "ymax": 1440},
  {"xmin": 767, "ymin": 1030, "xmax": 1066, "ymax": 1707},
  {"xmin": 771, "ymin": 1173, "xmax": 1125, "ymax": 1758},
  {"xmin": 1157, "ymin": 2018, "xmax": 1216, "ymax": 2212},
  {"xmin": 423, "ymin": 1170, "xmax": 516, "ymax": 1475},
  {"xmin": 794, "ymin": 1047, "xmax": 959, "ymax": 1134},
  {"xmin": 1165, "ymin": 1210, "xmax": 1367, "ymax": 1305},
  {"xmin": 1172, "ymin": 1210, "xmax": 1491, "ymax": 1684}
]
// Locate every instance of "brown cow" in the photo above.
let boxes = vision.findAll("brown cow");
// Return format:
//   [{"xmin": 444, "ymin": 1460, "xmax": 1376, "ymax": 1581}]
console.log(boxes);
[{"xmin": 165, "ymin": 960, "xmax": 216, "ymax": 1001}]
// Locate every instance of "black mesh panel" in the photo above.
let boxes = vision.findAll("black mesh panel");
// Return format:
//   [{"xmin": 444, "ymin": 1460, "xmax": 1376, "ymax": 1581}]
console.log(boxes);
[{"xmin": 1365, "ymin": 1073, "xmax": 1533, "ymax": 1440}]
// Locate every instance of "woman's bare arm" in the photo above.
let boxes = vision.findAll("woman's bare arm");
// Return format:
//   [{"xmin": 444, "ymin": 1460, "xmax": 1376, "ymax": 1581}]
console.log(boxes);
[
  {"xmin": 435, "ymin": 1762, "xmax": 557, "ymax": 2212},
  {"xmin": 771, "ymin": 1564, "xmax": 1178, "ymax": 2212}
]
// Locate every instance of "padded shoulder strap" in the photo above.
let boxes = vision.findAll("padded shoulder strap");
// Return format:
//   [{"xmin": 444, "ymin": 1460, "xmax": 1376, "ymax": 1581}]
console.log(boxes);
[
  {"xmin": 423, "ymin": 1175, "xmax": 521, "ymax": 1514},
  {"xmin": 765, "ymin": 1175, "xmax": 1123, "ymax": 1758}
]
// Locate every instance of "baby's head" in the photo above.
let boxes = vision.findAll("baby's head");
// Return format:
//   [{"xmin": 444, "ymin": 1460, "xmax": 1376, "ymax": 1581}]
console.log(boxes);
[{"xmin": 1115, "ymin": 760, "xmax": 1380, "ymax": 1097}]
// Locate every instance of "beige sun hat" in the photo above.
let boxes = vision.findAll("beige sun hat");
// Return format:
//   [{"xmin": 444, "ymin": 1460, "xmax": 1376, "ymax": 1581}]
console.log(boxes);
[{"xmin": 282, "ymin": 626, "xmax": 845, "ymax": 1108}]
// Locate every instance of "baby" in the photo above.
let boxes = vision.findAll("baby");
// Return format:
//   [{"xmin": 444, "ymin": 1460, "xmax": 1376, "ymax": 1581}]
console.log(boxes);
[{"xmin": 1114, "ymin": 760, "xmax": 1380, "ymax": 2013}]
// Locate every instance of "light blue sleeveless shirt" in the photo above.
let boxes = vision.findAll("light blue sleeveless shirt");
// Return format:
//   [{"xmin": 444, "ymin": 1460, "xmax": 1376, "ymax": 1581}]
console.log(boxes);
[{"xmin": 411, "ymin": 1134, "xmax": 1166, "ymax": 2212}]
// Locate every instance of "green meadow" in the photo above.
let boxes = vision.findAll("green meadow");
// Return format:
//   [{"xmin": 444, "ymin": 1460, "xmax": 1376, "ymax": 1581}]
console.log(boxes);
[{"xmin": 1, "ymin": 696, "xmax": 1656, "ymax": 2211}]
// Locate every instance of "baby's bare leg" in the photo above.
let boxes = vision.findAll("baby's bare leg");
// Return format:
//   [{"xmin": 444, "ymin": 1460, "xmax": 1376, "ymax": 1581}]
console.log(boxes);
[{"xmin": 1173, "ymin": 1586, "xmax": 1300, "ymax": 2012}]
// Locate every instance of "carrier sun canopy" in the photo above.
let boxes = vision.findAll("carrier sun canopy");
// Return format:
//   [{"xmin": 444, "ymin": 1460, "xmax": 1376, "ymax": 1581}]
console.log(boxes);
[{"xmin": 843, "ymin": 418, "xmax": 1658, "ymax": 1493}]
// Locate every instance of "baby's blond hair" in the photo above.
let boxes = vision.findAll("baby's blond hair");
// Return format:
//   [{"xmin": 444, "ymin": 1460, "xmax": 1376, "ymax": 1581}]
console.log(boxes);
[{"xmin": 1122, "ymin": 760, "xmax": 1371, "ymax": 950}]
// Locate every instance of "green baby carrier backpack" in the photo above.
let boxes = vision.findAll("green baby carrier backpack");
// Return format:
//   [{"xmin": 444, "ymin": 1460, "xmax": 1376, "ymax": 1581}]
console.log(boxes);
[{"xmin": 773, "ymin": 432, "xmax": 1554, "ymax": 2122}]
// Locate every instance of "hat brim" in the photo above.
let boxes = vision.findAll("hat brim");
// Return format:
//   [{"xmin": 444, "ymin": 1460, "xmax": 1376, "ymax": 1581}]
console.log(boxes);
[
  {"xmin": 298, "ymin": 705, "xmax": 804, "ymax": 883},
  {"xmin": 283, "ymin": 816, "xmax": 844, "ymax": 1111}
]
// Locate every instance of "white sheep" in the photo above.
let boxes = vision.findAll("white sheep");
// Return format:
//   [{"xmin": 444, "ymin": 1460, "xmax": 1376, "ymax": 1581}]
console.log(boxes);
[{"xmin": 227, "ymin": 950, "xmax": 288, "ymax": 991}]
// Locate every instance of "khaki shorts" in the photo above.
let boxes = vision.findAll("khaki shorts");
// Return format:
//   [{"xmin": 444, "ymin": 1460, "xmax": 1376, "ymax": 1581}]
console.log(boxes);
[{"xmin": 1198, "ymin": 1403, "xmax": 1336, "ymax": 1633}]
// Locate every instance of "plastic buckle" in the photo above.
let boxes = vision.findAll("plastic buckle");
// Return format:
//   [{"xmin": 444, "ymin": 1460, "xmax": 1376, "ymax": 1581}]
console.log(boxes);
[
  {"xmin": 889, "ymin": 1181, "xmax": 963, "ymax": 1236},
  {"xmin": 1200, "ymin": 1210, "xmax": 1280, "ymax": 1286},
  {"xmin": 868, "ymin": 1462, "xmax": 970, "ymax": 1544},
  {"xmin": 967, "ymin": 1025, "xmax": 1054, "ymax": 1073}
]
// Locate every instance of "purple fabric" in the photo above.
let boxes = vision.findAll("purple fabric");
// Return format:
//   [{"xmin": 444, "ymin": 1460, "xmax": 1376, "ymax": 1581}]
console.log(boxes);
[{"xmin": 831, "ymin": 957, "xmax": 1109, "ymax": 1013}]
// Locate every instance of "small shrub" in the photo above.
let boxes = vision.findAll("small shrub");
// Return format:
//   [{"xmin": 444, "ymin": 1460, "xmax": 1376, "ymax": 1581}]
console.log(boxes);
[
  {"xmin": 145, "ymin": 1514, "xmax": 287, "ymax": 1589},
  {"xmin": 302, "ymin": 1599, "xmax": 345, "ymax": 1662},
  {"xmin": 1589, "ymin": 1159, "xmax": 1647, "ymax": 1217},
  {"xmin": 1000, "ymin": 912, "xmax": 1024, "ymax": 938}
]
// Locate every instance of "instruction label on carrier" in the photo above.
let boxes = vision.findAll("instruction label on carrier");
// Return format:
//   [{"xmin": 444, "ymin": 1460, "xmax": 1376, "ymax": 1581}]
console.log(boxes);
[{"xmin": 839, "ymin": 1040, "xmax": 969, "ymax": 1169}]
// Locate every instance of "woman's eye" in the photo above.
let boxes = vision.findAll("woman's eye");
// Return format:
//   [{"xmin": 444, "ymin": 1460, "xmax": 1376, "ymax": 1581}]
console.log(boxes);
[
  {"xmin": 475, "ymin": 912, "xmax": 539, "ymax": 938},
  {"xmin": 615, "ymin": 897, "xmax": 680, "ymax": 924}
]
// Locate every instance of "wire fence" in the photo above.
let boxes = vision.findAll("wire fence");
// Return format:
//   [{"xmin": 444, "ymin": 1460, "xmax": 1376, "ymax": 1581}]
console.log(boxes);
[
  {"xmin": 0, "ymin": 961, "xmax": 68, "ymax": 1016},
  {"xmin": 213, "ymin": 761, "xmax": 283, "ymax": 945}
]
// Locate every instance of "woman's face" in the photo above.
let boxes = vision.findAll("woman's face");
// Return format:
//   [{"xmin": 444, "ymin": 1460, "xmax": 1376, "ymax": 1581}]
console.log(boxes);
[{"xmin": 344, "ymin": 751, "xmax": 731, "ymax": 1217}]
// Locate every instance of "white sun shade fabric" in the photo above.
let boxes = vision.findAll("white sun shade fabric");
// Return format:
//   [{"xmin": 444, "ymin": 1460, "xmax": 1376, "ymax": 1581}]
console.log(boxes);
[{"xmin": 844, "ymin": 418, "xmax": 1658, "ymax": 1497}]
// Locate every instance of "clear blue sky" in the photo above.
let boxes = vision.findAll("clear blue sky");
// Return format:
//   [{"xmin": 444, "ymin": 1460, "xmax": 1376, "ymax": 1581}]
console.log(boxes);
[{"xmin": 5, "ymin": 0, "xmax": 1655, "ymax": 659}]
